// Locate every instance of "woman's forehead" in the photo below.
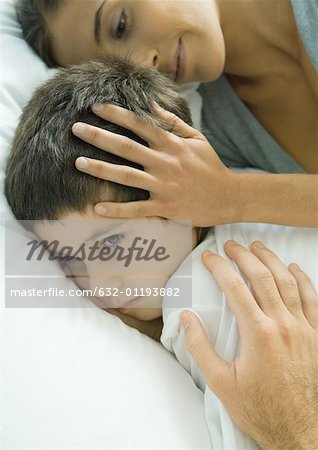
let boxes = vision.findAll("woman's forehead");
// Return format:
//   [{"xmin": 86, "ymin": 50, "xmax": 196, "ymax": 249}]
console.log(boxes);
[{"xmin": 48, "ymin": 0, "xmax": 103, "ymax": 66}]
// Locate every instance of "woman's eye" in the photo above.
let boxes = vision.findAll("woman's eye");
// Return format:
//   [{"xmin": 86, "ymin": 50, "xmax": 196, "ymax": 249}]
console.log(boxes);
[
  {"xmin": 100, "ymin": 233, "xmax": 124, "ymax": 249},
  {"xmin": 116, "ymin": 10, "xmax": 127, "ymax": 39}
]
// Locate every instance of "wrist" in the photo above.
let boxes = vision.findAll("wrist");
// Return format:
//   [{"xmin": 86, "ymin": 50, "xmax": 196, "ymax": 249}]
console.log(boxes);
[
  {"xmin": 234, "ymin": 172, "xmax": 270, "ymax": 224},
  {"xmin": 225, "ymin": 169, "xmax": 245, "ymax": 223}
]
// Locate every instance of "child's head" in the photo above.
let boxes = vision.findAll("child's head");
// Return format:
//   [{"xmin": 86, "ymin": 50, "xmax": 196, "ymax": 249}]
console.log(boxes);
[
  {"xmin": 5, "ymin": 58, "xmax": 198, "ymax": 320},
  {"xmin": 5, "ymin": 58, "xmax": 192, "ymax": 221}
]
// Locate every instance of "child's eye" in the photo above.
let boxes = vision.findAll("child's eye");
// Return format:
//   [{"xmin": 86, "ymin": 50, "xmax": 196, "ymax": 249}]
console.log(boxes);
[
  {"xmin": 116, "ymin": 10, "xmax": 127, "ymax": 39},
  {"xmin": 100, "ymin": 233, "xmax": 124, "ymax": 249}
]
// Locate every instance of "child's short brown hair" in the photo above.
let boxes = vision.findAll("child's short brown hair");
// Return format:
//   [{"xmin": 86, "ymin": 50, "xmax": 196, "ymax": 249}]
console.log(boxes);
[{"xmin": 5, "ymin": 58, "xmax": 192, "ymax": 224}]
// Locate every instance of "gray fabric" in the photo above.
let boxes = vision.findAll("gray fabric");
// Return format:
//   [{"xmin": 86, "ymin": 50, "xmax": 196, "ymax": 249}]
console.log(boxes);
[
  {"xmin": 199, "ymin": 0, "xmax": 317, "ymax": 174},
  {"xmin": 291, "ymin": 0, "xmax": 318, "ymax": 71}
]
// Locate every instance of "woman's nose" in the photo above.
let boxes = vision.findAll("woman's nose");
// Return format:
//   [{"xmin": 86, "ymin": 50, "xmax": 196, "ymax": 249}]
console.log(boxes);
[{"xmin": 142, "ymin": 49, "xmax": 159, "ymax": 69}]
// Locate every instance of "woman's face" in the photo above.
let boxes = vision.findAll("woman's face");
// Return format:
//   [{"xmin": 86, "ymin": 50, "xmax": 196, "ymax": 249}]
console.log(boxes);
[{"xmin": 47, "ymin": 0, "xmax": 225, "ymax": 83}]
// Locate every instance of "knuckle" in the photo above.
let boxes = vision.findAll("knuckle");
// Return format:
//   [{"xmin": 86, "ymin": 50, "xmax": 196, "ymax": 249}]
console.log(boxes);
[
  {"xmin": 286, "ymin": 295, "xmax": 301, "ymax": 312},
  {"xmin": 300, "ymin": 271, "xmax": 314, "ymax": 285},
  {"xmin": 135, "ymin": 204, "xmax": 147, "ymax": 217},
  {"xmin": 104, "ymin": 104, "xmax": 116, "ymax": 114},
  {"xmin": 166, "ymin": 156, "xmax": 185, "ymax": 176},
  {"xmin": 111, "ymin": 205, "xmax": 121, "ymax": 217},
  {"xmin": 170, "ymin": 116, "xmax": 179, "ymax": 131},
  {"xmin": 172, "ymin": 135, "xmax": 187, "ymax": 152},
  {"xmin": 168, "ymin": 115, "xmax": 181, "ymax": 133},
  {"xmin": 90, "ymin": 126, "xmax": 100, "ymax": 144},
  {"xmin": 185, "ymin": 334, "xmax": 204, "ymax": 360},
  {"xmin": 123, "ymin": 168, "xmax": 137, "ymax": 184},
  {"xmin": 166, "ymin": 110, "xmax": 177, "ymax": 123},
  {"xmin": 228, "ymin": 276, "xmax": 246, "ymax": 294},
  {"xmin": 93, "ymin": 161, "xmax": 106, "ymax": 177},
  {"xmin": 263, "ymin": 285, "xmax": 280, "ymax": 305},
  {"xmin": 120, "ymin": 137, "xmax": 135, "ymax": 154},
  {"xmin": 254, "ymin": 320, "xmax": 275, "ymax": 341},
  {"xmin": 163, "ymin": 200, "xmax": 178, "ymax": 218},
  {"xmin": 172, "ymin": 160, "xmax": 185, "ymax": 175},
  {"xmin": 278, "ymin": 320, "xmax": 293, "ymax": 342},
  {"xmin": 162, "ymin": 131, "xmax": 184, "ymax": 152},
  {"xmin": 279, "ymin": 276, "xmax": 298, "ymax": 291},
  {"xmin": 255, "ymin": 269, "xmax": 274, "ymax": 285},
  {"xmin": 167, "ymin": 180, "xmax": 183, "ymax": 196},
  {"xmin": 130, "ymin": 114, "xmax": 143, "ymax": 129},
  {"xmin": 304, "ymin": 295, "xmax": 318, "ymax": 311}
]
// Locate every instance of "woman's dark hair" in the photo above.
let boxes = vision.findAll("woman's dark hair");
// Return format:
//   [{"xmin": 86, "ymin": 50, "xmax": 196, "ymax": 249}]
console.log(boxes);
[{"xmin": 15, "ymin": 0, "xmax": 60, "ymax": 67}]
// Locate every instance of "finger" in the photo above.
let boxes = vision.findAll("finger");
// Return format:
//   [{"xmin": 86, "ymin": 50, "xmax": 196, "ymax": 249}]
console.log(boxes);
[
  {"xmin": 288, "ymin": 263, "xmax": 318, "ymax": 330},
  {"xmin": 72, "ymin": 122, "xmax": 161, "ymax": 166},
  {"xmin": 91, "ymin": 103, "xmax": 168, "ymax": 147},
  {"xmin": 152, "ymin": 102, "xmax": 199, "ymax": 138},
  {"xmin": 94, "ymin": 199, "xmax": 162, "ymax": 219},
  {"xmin": 180, "ymin": 310, "xmax": 233, "ymax": 400},
  {"xmin": 224, "ymin": 240, "xmax": 285, "ymax": 319},
  {"xmin": 201, "ymin": 250, "xmax": 265, "ymax": 336},
  {"xmin": 250, "ymin": 241, "xmax": 305, "ymax": 320},
  {"xmin": 75, "ymin": 157, "xmax": 159, "ymax": 192}
]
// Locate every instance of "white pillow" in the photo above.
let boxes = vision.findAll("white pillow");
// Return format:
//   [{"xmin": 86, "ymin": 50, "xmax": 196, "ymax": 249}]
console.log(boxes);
[{"xmin": 0, "ymin": 1, "xmax": 211, "ymax": 448}]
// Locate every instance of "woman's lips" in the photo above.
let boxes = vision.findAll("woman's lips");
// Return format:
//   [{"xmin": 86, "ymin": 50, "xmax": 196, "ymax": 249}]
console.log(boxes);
[{"xmin": 171, "ymin": 37, "xmax": 186, "ymax": 82}]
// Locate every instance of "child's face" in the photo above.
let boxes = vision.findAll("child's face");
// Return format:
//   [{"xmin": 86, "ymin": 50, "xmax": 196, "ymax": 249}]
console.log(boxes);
[
  {"xmin": 35, "ymin": 207, "xmax": 197, "ymax": 321},
  {"xmin": 47, "ymin": 0, "xmax": 225, "ymax": 84}
]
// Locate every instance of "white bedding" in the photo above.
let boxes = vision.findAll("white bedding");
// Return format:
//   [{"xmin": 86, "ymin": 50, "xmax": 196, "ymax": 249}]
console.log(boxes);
[
  {"xmin": 0, "ymin": 1, "xmax": 211, "ymax": 448},
  {"xmin": 161, "ymin": 222, "xmax": 318, "ymax": 450},
  {"xmin": 2, "ymin": 1, "xmax": 317, "ymax": 449}
]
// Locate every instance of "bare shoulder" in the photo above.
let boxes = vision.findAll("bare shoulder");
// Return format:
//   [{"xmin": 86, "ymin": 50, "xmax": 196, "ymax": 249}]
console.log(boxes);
[{"xmin": 229, "ymin": 0, "xmax": 318, "ymax": 173}]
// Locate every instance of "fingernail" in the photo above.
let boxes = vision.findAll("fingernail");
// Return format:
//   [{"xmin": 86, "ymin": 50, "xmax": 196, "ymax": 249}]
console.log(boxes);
[
  {"xmin": 76, "ymin": 157, "xmax": 89, "ymax": 168},
  {"xmin": 95, "ymin": 205, "xmax": 107, "ymax": 215},
  {"xmin": 72, "ymin": 123, "xmax": 86, "ymax": 136},
  {"xmin": 290, "ymin": 262, "xmax": 300, "ymax": 271},
  {"xmin": 92, "ymin": 103, "xmax": 103, "ymax": 112},
  {"xmin": 225, "ymin": 240, "xmax": 237, "ymax": 248},
  {"xmin": 253, "ymin": 240, "xmax": 265, "ymax": 249},
  {"xmin": 202, "ymin": 250, "xmax": 215, "ymax": 259}
]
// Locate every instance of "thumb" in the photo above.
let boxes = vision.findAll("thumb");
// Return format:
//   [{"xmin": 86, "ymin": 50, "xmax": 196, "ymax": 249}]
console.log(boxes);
[{"xmin": 180, "ymin": 311, "xmax": 233, "ymax": 399}]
